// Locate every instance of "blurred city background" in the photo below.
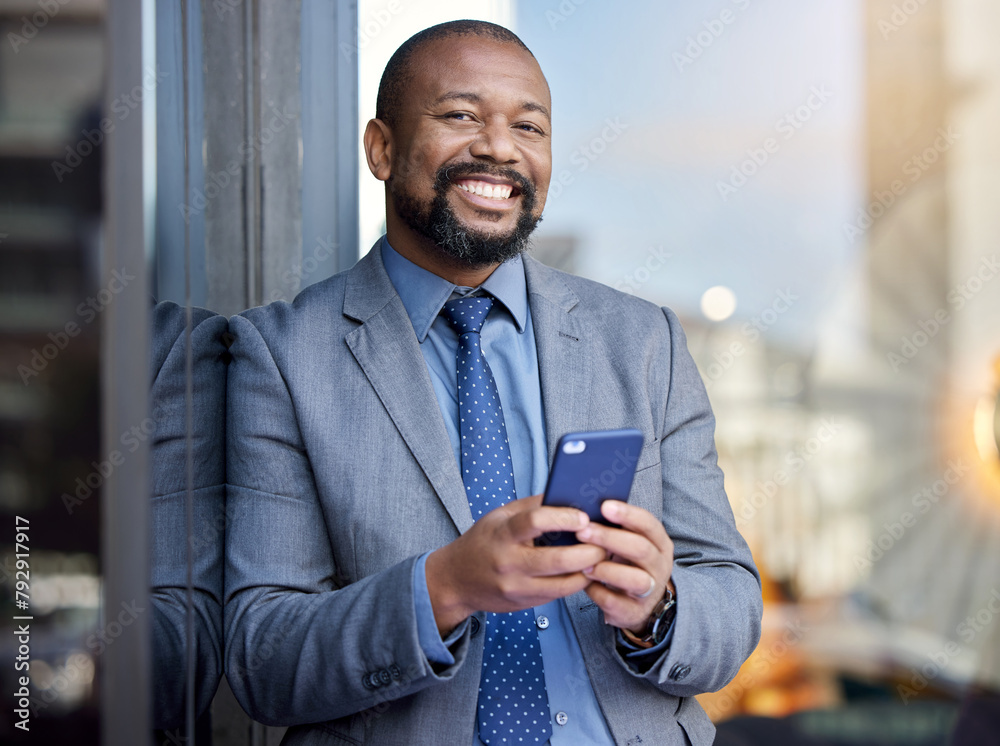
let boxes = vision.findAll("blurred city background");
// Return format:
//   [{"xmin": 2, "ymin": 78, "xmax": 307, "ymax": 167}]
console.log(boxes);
[{"xmin": 0, "ymin": 0, "xmax": 997, "ymax": 744}]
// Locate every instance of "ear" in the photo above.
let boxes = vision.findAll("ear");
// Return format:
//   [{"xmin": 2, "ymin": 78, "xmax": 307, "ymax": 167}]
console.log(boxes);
[{"xmin": 363, "ymin": 118, "xmax": 393, "ymax": 182}]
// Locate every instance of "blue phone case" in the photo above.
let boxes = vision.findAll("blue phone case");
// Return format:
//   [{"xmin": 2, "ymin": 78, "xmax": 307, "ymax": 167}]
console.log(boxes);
[{"xmin": 536, "ymin": 428, "xmax": 644, "ymax": 546}]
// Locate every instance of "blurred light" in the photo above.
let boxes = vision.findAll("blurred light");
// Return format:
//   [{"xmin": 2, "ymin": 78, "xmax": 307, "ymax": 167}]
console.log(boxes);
[
  {"xmin": 68, "ymin": 653, "xmax": 95, "ymax": 685},
  {"xmin": 32, "ymin": 573, "xmax": 100, "ymax": 615},
  {"xmin": 27, "ymin": 654, "xmax": 94, "ymax": 710},
  {"xmin": 701, "ymin": 285, "xmax": 737, "ymax": 322},
  {"xmin": 30, "ymin": 659, "xmax": 55, "ymax": 690},
  {"xmin": 973, "ymin": 394, "xmax": 999, "ymax": 465}
]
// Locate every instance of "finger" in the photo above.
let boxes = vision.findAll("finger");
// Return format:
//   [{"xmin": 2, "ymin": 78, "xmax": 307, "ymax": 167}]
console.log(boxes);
[
  {"xmin": 575, "ymin": 522, "xmax": 661, "ymax": 568},
  {"xmin": 584, "ymin": 582, "xmax": 648, "ymax": 631},
  {"xmin": 583, "ymin": 560, "xmax": 654, "ymax": 598},
  {"xmin": 522, "ymin": 543, "xmax": 607, "ymax": 577},
  {"xmin": 507, "ymin": 504, "xmax": 590, "ymax": 544},
  {"xmin": 492, "ymin": 572, "xmax": 596, "ymax": 613},
  {"xmin": 599, "ymin": 501, "xmax": 672, "ymax": 552}
]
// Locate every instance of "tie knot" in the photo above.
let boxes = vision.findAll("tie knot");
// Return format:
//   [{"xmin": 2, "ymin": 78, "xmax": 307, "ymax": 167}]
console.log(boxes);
[{"xmin": 441, "ymin": 296, "xmax": 493, "ymax": 336}]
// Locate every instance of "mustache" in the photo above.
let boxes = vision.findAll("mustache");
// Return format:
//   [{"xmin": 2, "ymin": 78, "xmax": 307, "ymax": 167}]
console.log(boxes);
[{"xmin": 437, "ymin": 162, "xmax": 535, "ymax": 200}]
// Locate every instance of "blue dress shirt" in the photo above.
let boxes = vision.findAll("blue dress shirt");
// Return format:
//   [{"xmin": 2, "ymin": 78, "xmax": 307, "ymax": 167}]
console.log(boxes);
[{"xmin": 381, "ymin": 237, "xmax": 670, "ymax": 745}]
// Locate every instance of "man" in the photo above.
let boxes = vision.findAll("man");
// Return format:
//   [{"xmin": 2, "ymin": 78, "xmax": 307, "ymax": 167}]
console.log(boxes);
[{"xmin": 225, "ymin": 20, "xmax": 761, "ymax": 745}]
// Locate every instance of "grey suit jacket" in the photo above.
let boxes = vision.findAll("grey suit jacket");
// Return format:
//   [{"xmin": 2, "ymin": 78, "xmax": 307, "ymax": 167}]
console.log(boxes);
[
  {"xmin": 224, "ymin": 246, "xmax": 762, "ymax": 745},
  {"xmin": 150, "ymin": 302, "xmax": 228, "ymax": 728}
]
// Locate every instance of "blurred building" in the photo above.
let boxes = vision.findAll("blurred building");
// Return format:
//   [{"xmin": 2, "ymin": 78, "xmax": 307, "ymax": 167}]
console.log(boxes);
[{"xmin": 690, "ymin": 0, "xmax": 1000, "ymax": 730}]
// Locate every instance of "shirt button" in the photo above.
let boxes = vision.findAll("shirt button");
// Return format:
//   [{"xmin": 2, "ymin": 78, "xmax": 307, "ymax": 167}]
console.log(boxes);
[
  {"xmin": 536, "ymin": 615, "xmax": 550, "ymax": 630},
  {"xmin": 555, "ymin": 711, "xmax": 569, "ymax": 726}
]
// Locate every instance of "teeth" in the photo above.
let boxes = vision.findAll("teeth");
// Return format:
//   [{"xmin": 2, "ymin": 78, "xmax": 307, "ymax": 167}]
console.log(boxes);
[{"xmin": 457, "ymin": 180, "xmax": 513, "ymax": 200}]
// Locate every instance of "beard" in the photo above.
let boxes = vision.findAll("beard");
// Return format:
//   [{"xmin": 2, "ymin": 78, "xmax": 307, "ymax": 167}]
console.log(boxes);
[{"xmin": 390, "ymin": 161, "xmax": 542, "ymax": 268}]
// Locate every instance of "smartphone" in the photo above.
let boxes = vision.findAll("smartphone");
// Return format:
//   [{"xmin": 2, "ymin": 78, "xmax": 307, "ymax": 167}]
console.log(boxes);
[{"xmin": 536, "ymin": 428, "xmax": 644, "ymax": 546}]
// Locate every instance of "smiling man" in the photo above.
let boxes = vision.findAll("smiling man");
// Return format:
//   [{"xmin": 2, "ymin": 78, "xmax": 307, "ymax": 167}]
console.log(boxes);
[
  {"xmin": 367, "ymin": 23, "xmax": 550, "ymax": 281},
  {"xmin": 225, "ymin": 20, "xmax": 761, "ymax": 746}
]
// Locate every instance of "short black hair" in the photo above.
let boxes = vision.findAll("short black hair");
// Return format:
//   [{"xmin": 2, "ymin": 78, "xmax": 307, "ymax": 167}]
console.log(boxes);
[{"xmin": 375, "ymin": 20, "xmax": 535, "ymax": 128}]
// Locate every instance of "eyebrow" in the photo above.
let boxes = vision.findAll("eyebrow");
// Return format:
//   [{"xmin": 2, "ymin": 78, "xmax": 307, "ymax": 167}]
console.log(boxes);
[{"xmin": 433, "ymin": 91, "xmax": 551, "ymax": 122}]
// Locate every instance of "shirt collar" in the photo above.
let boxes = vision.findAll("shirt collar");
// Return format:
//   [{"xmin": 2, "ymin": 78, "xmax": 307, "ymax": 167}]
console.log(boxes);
[{"xmin": 380, "ymin": 236, "xmax": 528, "ymax": 342}]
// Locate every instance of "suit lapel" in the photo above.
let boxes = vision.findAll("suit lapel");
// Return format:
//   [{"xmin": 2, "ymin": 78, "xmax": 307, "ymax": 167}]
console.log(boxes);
[
  {"xmin": 342, "ymin": 248, "xmax": 473, "ymax": 535},
  {"xmin": 525, "ymin": 258, "xmax": 613, "ymax": 660},
  {"xmin": 524, "ymin": 256, "xmax": 593, "ymax": 462}
]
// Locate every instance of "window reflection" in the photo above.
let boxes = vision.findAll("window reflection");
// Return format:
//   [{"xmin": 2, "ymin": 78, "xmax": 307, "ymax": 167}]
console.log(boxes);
[{"xmin": 0, "ymin": 3, "xmax": 104, "ymax": 743}]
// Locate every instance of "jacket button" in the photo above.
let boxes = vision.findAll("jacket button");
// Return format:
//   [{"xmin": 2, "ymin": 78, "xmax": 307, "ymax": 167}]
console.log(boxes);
[
  {"xmin": 389, "ymin": 664, "xmax": 401, "ymax": 680},
  {"xmin": 669, "ymin": 663, "xmax": 691, "ymax": 681},
  {"xmin": 470, "ymin": 616, "xmax": 481, "ymax": 637},
  {"xmin": 378, "ymin": 668, "xmax": 392, "ymax": 685},
  {"xmin": 536, "ymin": 615, "xmax": 550, "ymax": 630},
  {"xmin": 362, "ymin": 673, "xmax": 378, "ymax": 689}
]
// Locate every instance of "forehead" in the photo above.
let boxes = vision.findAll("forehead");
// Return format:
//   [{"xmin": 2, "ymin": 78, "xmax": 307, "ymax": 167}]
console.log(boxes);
[{"xmin": 403, "ymin": 35, "xmax": 550, "ymax": 115}]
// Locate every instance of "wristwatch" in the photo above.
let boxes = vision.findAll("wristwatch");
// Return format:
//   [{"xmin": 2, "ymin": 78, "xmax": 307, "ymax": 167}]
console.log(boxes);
[{"xmin": 621, "ymin": 586, "xmax": 676, "ymax": 648}]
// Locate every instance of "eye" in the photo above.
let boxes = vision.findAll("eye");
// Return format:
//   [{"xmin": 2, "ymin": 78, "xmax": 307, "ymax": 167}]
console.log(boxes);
[
  {"xmin": 516, "ymin": 122, "xmax": 546, "ymax": 136},
  {"xmin": 444, "ymin": 111, "xmax": 476, "ymax": 122}
]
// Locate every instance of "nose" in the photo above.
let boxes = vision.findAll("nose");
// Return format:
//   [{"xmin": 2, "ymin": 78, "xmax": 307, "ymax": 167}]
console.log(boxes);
[{"xmin": 469, "ymin": 116, "xmax": 521, "ymax": 164}]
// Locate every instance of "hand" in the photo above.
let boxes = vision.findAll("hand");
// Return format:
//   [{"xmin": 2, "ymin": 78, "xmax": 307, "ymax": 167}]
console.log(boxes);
[
  {"xmin": 425, "ymin": 495, "xmax": 608, "ymax": 635},
  {"xmin": 575, "ymin": 500, "xmax": 675, "ymax": 634}
]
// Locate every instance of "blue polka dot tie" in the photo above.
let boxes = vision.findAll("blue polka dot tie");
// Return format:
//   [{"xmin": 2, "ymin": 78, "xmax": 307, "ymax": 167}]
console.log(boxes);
[{"xmin": 441, "ymin": 296, "xmax": 552, "ymax": 745}]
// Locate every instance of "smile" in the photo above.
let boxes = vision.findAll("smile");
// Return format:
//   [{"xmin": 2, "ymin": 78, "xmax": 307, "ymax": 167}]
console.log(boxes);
[{"xmin": 453, "ymin": 178, "xmax": 517, "ymax": 201}]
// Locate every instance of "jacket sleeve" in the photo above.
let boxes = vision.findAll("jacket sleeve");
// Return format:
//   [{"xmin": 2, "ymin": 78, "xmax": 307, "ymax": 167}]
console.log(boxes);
[
  {"xmin": 609, "ymin": 306, "xmax": 762, "ymax": 696},
  {"xmin": 149, "ymin": 305, "xmax": 227, "ymax": 728},
  {"xmin": 224, "ymin": 312, "xmax": 472, "ymax": 727}
]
